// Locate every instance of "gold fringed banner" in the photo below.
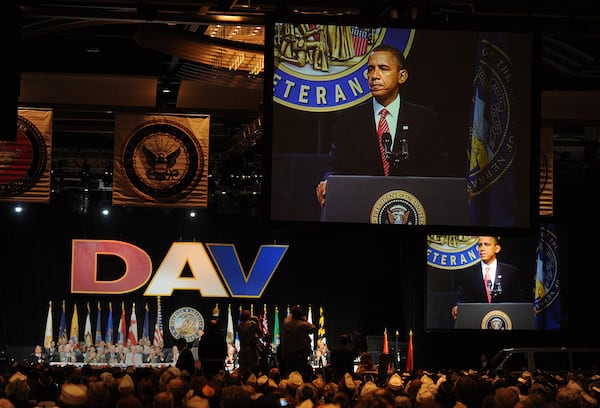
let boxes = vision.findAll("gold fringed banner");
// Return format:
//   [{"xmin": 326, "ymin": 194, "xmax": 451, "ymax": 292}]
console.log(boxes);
[
  {"xmin": 0, "ymin": 109, "xmax": 53, "ymax": 202},
  {"xmin": 113, "ymin": 113, "xmax": 210, "ymax": 207}
]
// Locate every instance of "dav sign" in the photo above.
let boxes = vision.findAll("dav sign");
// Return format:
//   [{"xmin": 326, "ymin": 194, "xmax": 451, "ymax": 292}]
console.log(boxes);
[{"xmin": 71, "ymin": 240, "xmax": 289, "ymax": 298}]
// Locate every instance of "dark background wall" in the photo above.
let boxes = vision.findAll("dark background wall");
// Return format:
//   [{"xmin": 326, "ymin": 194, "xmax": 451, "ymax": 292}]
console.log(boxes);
[{"xmin": 0, "ymin": 195, "xmax": 594, "ymax": 370}]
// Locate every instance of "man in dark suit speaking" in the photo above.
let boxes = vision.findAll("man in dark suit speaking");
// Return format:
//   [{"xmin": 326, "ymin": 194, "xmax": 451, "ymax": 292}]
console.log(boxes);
[
  {"xmin": 316, "ymin": 43, "xmax": 450, "ymax": 207},
  {"xmin": 451, "ymin": 236, "xmax": 527, "ymax": 320}
]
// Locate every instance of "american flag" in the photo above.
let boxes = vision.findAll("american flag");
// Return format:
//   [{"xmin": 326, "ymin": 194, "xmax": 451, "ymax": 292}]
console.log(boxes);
[
  {"xmin": 153, "ymin": 297, "xmax": 164, "ymax": 347},
  {"xmin": 142, "ymin": 303, "xmax": 150, "ymax": 342},
  {"xmin": 352, "ymin": 27, "xmax": 370, "ymax": 56},
  {"xmin": 308, "ymin": 24, "xmax": 320, "ymax": 41},
  {"xmin": 262, "ymin": 304, "xmax": 269, "ymax": 337}
]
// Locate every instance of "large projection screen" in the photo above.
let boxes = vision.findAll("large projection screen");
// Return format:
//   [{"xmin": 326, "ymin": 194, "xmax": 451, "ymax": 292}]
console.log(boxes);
[{"xmin": 268, "ymin": 17, "xmax": 534, "ymax": 229}]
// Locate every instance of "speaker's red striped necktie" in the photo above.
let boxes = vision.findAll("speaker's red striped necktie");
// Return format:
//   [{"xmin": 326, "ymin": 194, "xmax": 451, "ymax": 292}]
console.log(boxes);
[
  {"xmin": 377, "ymin": 108, "xmax": 390, "ymax": 176},
  {"xmin": 484, "ymin": 266, "xmax": 492, "ymax": 303}
]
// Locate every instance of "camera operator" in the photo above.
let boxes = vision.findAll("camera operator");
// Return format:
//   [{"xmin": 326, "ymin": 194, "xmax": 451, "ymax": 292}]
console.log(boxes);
[
  {"xmin": 237, "ymin": 309, "xmax": 262, "ymax": 381},
  {"xmin": 280, "ymin": 305, "xmax": 316, "ymax": 379}
]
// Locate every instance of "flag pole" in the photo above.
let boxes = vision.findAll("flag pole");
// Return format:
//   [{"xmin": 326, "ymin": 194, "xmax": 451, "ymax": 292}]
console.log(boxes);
[
  {"xmin": 382, "ymin": 327, "xmax": 390, "ymax": 375},
  {"xmin": 395, "ymin": 330, "xmax": 399, "ymax": 370}
]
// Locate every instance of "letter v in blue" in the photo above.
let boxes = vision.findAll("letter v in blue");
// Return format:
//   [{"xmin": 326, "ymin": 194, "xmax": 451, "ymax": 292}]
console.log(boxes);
[{"xmin": 205, "ymin": 244, "xmax": 289, "ymax": 297}]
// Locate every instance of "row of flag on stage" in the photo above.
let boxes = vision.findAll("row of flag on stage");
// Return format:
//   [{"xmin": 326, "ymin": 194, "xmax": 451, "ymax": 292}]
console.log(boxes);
[
  {"xmin": 43, "ymin": 298, "xmax": 164, "ymax": 349},
  {"xmin": 45, "ymin": 299, "xmax": 328, "ymax": 353},
  {"xmin": 382, "ymin": 328, "xmax": 414, "ymax": 372},
  {"xmin": 46, "ymin": 298, "xmax": 421, "ymax": 370}
]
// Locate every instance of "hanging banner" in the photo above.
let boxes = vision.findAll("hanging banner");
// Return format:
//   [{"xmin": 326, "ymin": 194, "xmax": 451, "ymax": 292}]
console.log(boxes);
[
  {"xmin": 113, "ymin": 113, "xmax": 209, "ymax": 207},
  {"xmin": 0, "ymin": 109, "xmax": 53, "ymax": 202}
]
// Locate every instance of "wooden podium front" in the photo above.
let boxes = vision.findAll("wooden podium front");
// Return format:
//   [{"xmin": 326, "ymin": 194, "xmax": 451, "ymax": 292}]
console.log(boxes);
[
  {"xmin": 454, "ymin": 303, "xmax": 535, "ymax": 330},
  {"xmin": 321, "ymin": 175, "xmax": 470, "ymax": 226}
]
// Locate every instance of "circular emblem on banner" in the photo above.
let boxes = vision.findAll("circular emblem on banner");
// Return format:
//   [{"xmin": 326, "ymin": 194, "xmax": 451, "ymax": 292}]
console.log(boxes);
[
  {"xmin": 0, "ymin": 116, "xmax": 48, "ymax": 196},
  {"xmin": 169, "ymin": 307, "xmax": 205, "ymax": 342},
  {"xmin": 467, "ymin": 39, "xmax": 515, "ymax": 197},
  {"xmin": 534, "ymin": 226, "xmax": 560, "ymax": 315},
  {"xmin": 370, "ymin": 190, "xmax": 426, "ymax": 224},
  {"xmin": 481, "ymin": 310, "xmax": 512, "ymax": 330},
  {"xmin": 273, "ymin": 26, "xmax": 415, "ymax": 112},
  {"xmin": 121, "ymin": 119, "xmax": 204, "ymax": 202}
]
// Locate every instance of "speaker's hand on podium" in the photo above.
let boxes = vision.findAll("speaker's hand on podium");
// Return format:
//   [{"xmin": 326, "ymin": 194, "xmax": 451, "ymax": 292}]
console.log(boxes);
[
  {"xmin": 451, "ymin": 305, "xmax": 458, "ymax": 320},
  {"xmin": 316, "ymin": 180, "xmax": 328, "ymax": 207}
]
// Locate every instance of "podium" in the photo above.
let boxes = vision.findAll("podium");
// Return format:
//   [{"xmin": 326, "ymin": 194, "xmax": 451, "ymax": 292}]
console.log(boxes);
[
  {"xmin": 321, "ymin": 175, "xmax": 470, "ymax": 226},
  {"xmin": 454, "ymin": 303, "xmax": 536, "ymax": 330}
]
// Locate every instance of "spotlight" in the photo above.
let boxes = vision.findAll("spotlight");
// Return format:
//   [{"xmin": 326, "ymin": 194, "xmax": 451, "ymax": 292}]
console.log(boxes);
[
  {"xmin": 100, "ymin": 196, "xmax": 112, "ymax": 216},
  {"xmin": 189, "ymin": 210, "xmax": 197, "ymax": 218},
  {"xmin": 13, "ymin": 204, "xmax": 23, "ymax": 214}
]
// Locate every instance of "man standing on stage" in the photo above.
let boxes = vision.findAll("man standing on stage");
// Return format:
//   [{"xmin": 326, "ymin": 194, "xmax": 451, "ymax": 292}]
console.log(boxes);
[{"xmin": 280, "ymin": 305, "xmax": 316, "ymax": 379}]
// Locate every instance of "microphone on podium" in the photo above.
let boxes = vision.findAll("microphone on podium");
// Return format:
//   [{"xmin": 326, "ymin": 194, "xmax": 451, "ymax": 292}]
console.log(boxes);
[
  {"xmin": 382, "ymin": 132, "xmax": 409, "ymax": 166},
  {"xmin": 381, "ymin": 132, "xmax": 393, "ymax": 163},
  {"xmin": 399, "ymin": 138, "xmax": 409, "ymax": 160}
]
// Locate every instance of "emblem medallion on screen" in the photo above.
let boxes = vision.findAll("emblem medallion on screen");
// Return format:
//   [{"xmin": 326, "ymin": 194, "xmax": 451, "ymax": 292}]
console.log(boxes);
[
  {"xmin": 427, "ymin": 235, "xmax": 480, "ymax": 270},
  {"xmin": 534, "ymin": 227, "xmax": 560, "ymax": 317},
  {"xmin": 169, "ymin": 307, "xmax": 205, "ymax": 343},
  {"xmin": 273, "ymin": 26, "xmax": 415, "ymax": 112},
  {"xmin": 370, "ymin": 190, "xmax": 426, "ymax": 225},
  {"xmin": 481, "ymin": 310, "xmax": 512, "ymax": 330}
]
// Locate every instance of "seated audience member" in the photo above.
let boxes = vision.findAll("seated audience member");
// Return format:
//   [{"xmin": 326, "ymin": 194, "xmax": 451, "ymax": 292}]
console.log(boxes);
[
  {"xmin": 87, "ymin": 380, "xmax": 111, "ymax": 408},
  {"xmin": 58, "ymin": 383, "xmax": 88, "ymax": 408},
  {"xmin": 355, "ymin": 352, "xmax": 378, "ymax": 380},
  {"xmin": 46, "ymin": 341, "xmax": 60, "ymax": 363},
  {"xmin": 85, "ymin": 345, "xmax": 99, "ymax": 364},
  {"xmin": 151, "ymin": 391, "xmax": 174, "ymax": 408},
  {"xmin": 5, "ymin": 372, "xmax": 34, "ymax": 408}
]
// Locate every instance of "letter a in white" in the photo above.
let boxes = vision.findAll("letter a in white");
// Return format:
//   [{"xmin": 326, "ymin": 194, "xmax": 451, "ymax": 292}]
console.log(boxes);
[{"xmin": 144, "ymin": 242, "xmax": 228, "ymax": 297}]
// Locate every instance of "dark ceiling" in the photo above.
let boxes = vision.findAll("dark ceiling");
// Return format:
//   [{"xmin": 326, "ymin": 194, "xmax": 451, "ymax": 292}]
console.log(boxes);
[
  {"xmin": 8, "ymin": 0, "xmax": 600, "ymax": 206},
  {"xmin": 16, "ymin": 0, "xmax": 600, "ymax": 86}
]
